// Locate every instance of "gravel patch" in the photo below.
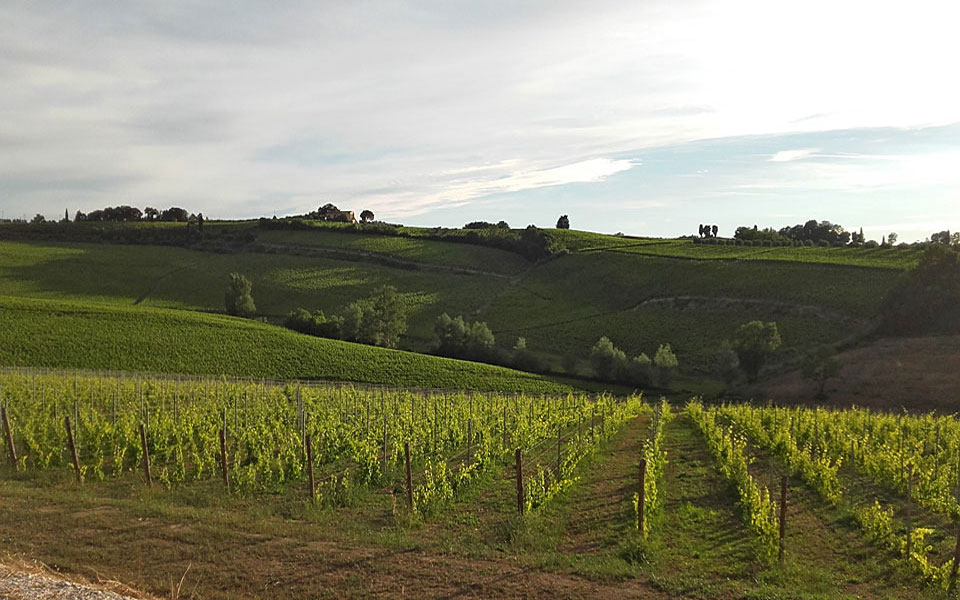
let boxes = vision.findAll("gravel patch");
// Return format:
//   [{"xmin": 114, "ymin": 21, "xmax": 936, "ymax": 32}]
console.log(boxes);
[{"xmin": 0, "ymin": 566, "xmax": 142, "ymax": 600}]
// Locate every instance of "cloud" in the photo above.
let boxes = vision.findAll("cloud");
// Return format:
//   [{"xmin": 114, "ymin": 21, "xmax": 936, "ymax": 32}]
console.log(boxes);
[
  {"xmin": 0, "ymin": 1, "xmax": 958, "ymax": 225},
  {"xmin": 769, "ymin": 149, "xmax": 820, "ymax": 162}
]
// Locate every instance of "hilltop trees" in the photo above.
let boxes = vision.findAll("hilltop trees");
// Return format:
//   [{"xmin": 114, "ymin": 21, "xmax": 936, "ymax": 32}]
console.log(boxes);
[
  {"xmin": 733, "ymin": 321, "xmax": 781, "ymax": 381},
  {"xmin": 556, "ymin": 215, "xmax": 570, "ymax": 229},
  {"xmin": 225, "ymin": 273, "xmax": 256, "ymax": 317},
  {"xmin": 360, "ymin": 209, "xmax": 374, "ymax": 223}
]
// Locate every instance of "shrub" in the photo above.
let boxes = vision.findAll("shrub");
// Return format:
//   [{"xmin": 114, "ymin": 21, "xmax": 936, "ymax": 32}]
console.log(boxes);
[
  {"xmin": 511, "ymin": 337, "xmax": 543, "ymax": 372},
  {"xmin": 433, "ymin": 313, "xmax": 497, "ymax": 362},
  {"xmin": 340, "ymin": 285, "xmax": 407, "ymax": 349},
  {"xmin": 284, "ymin": 308, "xmax": 341, "ymax": 339},
  {"xmin": 653, "ymin": 343, "xmax": 679, "ymax": 386},
  {"xmin": 733, "ymin": 321, "xmax": 781, "ymax": 381},
  {"xmin": 224, "ymin": 273, "xmax": 256, "ymax": 317},
  {"xmin": 590, "ymin": 337, "xmax": 627, "ymax": 381},
  {"xmin": 715, "ymin": 340, "xmax": 740, "ymax": 384},
  {"xmin": 628, "ymin": 353, "xmax": 653, "ymax": 386}
]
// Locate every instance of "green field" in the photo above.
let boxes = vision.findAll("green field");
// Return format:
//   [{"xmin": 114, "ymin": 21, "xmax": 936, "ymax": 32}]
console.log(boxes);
[
  {"xmin": 0, "ymin": 296, "xmax": 570, "ymax": 393},
  {"xmin": 256, "ymin": 228, "xmax": 531, "ymax": 275},
  {"xmin": 606, "ymin": 239, "xmax": 922, "ymax": 269},
  {"xmin": 0, "ymin": 240, "xmax": 511, "ymax": 348},
  {"xmin": 0, "ymin": 224, "xmax": 914, "ymax": 381}
]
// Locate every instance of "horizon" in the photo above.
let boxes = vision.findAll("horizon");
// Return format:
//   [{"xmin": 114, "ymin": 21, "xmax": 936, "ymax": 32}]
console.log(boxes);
[{"xmin": 2, "ymin": 1, "xmax": 958, "ymax": 244}]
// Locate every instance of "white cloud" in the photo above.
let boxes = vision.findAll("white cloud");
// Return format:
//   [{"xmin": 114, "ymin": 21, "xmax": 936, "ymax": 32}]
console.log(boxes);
[
  {"xmin": 769, "ymin": 149, "xmax": 820, "ymax": 162},
  {"xmin": 0, "ymin": 1, "xmax": 958, "ymax": 223}
]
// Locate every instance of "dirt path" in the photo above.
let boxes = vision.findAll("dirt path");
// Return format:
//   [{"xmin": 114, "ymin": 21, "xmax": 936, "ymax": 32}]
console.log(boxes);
[{"xmin": 558, "ymin": 413, "xmax": 650, "ymax": 554}]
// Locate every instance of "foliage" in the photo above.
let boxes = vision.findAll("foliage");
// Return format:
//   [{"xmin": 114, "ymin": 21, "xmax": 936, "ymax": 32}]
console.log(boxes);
[
  {"xmin": 881, "ymin": 243, "xmax": 960, "ymax": 335},
  {"xmin": 732, "ymin": 321, "xmax": 781, "ymax": 381},
  {"xmin": 556, "ymin": 215, "xmax": 570, "ymax": 229},
  {"xmin": 800, "ymin": 345, "xmax": 842, "ymax": 398},
  {"xmin": 653, "ymin": 344, "xmax": 678, "ymax": 386},
  {"xmin": 433, "ymin": 313, "xmax": 497, "ymax": 362},
  {"xmin": 224, "ymin": 273, "xmax": 256, "ymax": 317},
  {"xmin": 511, "ymin": 337, "xmax": 542, "ymax": 372},
  {"xmin": 283, "ymin": 308, "xmax": 341, "ymax": 339},
  {"xmin": 359, "ymin": 210, "xmax": 374, "ymax": 223},
  {"xmin": 340, "ymin": 285, "xmax": 407, "ymax": 349},
  {"xmin": 714, "ymin": 340, "xmax": 740, "ymax": 384},
  {"xmin": 590, "ymin": 337, "xmax": 627, "ymax": 381}
]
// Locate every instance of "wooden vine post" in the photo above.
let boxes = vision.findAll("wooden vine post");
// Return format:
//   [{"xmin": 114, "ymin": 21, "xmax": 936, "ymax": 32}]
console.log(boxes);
[
  {"xmin": 515, "ymin": 448, "xmax": 524, "ymax": 515},
  {"xmin": 139, "ymin": 423, "xmax": 153, "ymax": 487},
  {"xmin": 1, "ymin": 406, "xmax": 17, "ymax": 470},
  {"xmin": 779, "ymin": 475, "xmax": 788, "ymax": 563},
  {"xmin": 306, "ymin": 434, "xmax": 316, "ymax": 503},
  {"xmin": 404, "ymin": 442, "xmax": 413, "ymax": 510},
  {"xmin": 64, "ymin": 416, "xmax": 82, "ymax": 484},
  {"xmin": 219, "ymin": 427, "xmax": 230, "ymax": 490},
  {"xmin": 556, "ymin": 426, "xmax": 562, "ymax": 480},
  {"xmin": 905, "ymin": 463, "xmax": 913, "ymax": 556},
  {"xmin": 638, "ymin": 458, "xmax": 646, "ymax": 533}
]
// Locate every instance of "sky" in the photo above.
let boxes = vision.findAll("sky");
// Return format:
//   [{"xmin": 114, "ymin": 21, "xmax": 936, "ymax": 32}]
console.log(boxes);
[{"xmin": 1, "ymin": 0, "xmax": 958, "ymax": 242}]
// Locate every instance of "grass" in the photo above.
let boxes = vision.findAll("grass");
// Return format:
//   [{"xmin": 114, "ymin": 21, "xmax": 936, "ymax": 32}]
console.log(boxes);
[
  {"xmin": 256, "ymin": 228, "xmax": 532, "ymax": 275},
  {"xmin": 0, "ymin": 240, "xmax": 511, "ymax": 348},
  {"xmin": 607, "ymin": 239, "xmax": 923, "ymax": 270},
  {"xmin": 0, "ymin": 295, "xmax": 572, "ymax": 393}
]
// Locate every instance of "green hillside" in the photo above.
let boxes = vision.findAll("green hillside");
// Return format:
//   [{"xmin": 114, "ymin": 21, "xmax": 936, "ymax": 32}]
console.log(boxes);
[
  {"xmin": 0, "ymin": 295, "xmax": 570, "ymax": 393},
  {"xmin": 0, "ymin": 222, "xmax": 917, "ymax": 379}
]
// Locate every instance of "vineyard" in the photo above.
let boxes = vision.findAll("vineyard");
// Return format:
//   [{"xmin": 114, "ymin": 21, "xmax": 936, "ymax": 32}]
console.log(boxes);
[
  {"xmin": 3, "ymin": 369, "xmax": 959, "ymax": 598},
  {"xmin": 0, "ymin": 369, "xmax": 640, "ymax": 513}
]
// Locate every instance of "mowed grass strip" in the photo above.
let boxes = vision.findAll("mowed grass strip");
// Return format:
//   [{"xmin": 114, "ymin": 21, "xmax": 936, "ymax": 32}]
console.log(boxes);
[
  {"xmin": 0, "ymin": 295, "xmax": 571, "ymax": 393},
  {"xmin": 610, "ymin": 239, "xmax": 922, "ymax": 270},
  {"xmin": 256, "ymin": 229, "xmax": 532, "ymax": 276}
]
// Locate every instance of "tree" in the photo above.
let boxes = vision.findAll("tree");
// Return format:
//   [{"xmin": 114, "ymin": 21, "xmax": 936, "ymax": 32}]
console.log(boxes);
[
  {"xmin": 496, "ymin": 221, "xmax": 510, "ymax": 229},
  {"xmin": 733, "ymin": 321, "xmax": 781, "ymax": 382},
  {"xmin": 284, "ymin": 308, "xmax": 341, "ymax": 339},
  {"xmin": 801, "ymin": 345, "xmax": 842, "ymax": 399},
  {"xmin": 31, "ymin": 214, "xmax": 45, "ymax": 224},
  {"xmin": 556, "ymin": 215, "xmax": 570, "ymax": 229},
  {"xmin": 74, "ymin": 211, "xmax": 87, "ymax": 222},
  {"xmin": 360, "ymin": 209, "xmax": 374, "ymax": 223},
  {"xmin": 63, "ymin": 209, "xmax": 69, "ymax": 223},
  {"xmin": 433, "ymin": 313, "xmax": 496, "ymax": 361},
  {"xmin": 653, "ymin": 343, "xmax": 679, "ymax": 386},
  {"xmin": 628, "ymin": 354, "xmax": 653, "ymax": 386},
  {"xmin": 715, "ymin": 340, "xmax": 740, "ymax": 385},
  {"xmin": 144, "ymin": 207, "xmax": 159, "ymax": 221},
  {"xmin": 881, "ymin": 243, "xmax": 960, "ymax": 334},
  {"xmin": 698, "ymin": 224, "xmax": 705, "ymax": 238},
  {"xmin": 160, "ymin": 207, "xmax": 189, "ymax": 222},
  {"xmin": 888, "ymin": 232, "xmax": 898, "ymax": 245},
  {"xmin": 590, "ymin": 337, "xmax": 626, "ymax": 380},
  {"xmin": 512, "ymin": 337, "xmax": 542, "ymax": 372},
  {"xmin": 711, "ymin": 224, "xmax": 718, "ymax": 237},
  {"xmin": 224, "ymin": 273, "xmax": 256, "ymax": 317},
  {"xmin": 342, "ymin": 285, "xmax": 407, "ymax": 348}
]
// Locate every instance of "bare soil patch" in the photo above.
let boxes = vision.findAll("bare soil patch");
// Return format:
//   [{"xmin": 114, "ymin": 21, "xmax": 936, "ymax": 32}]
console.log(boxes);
[{"xmin": 751, "ymin": 335, "xmax": 960, "ymax": 411}]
